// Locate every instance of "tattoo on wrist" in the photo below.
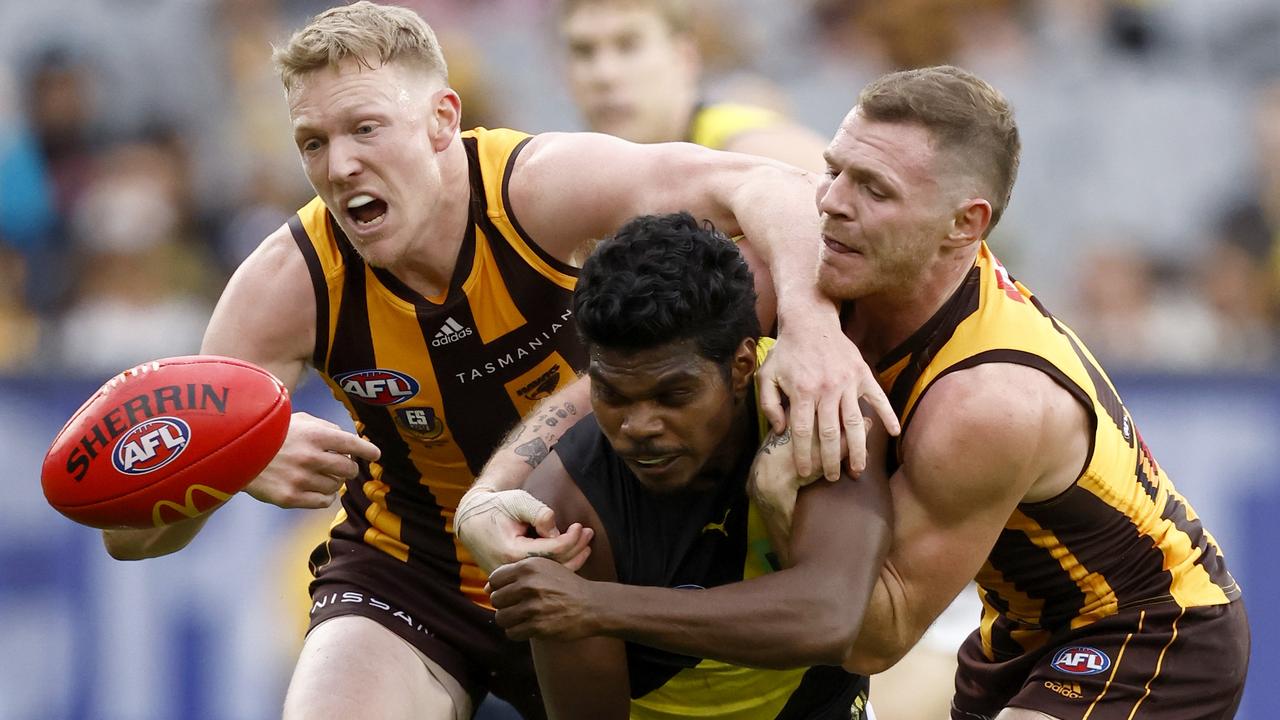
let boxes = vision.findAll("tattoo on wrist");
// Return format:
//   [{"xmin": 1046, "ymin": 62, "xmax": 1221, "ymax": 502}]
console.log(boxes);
[
  {"xmin": 514, "ymin": 438, "xmax": 550, "ymax": 468},
  {"xmin": 761, "ymin": 429, "xmax": 792, "ymax": 455}
]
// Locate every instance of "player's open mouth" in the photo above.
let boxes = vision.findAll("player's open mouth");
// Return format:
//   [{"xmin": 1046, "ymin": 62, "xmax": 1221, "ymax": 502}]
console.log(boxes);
[{"xmin": 347, "ymin": 194, "xmax": 388, "ymax": 228}]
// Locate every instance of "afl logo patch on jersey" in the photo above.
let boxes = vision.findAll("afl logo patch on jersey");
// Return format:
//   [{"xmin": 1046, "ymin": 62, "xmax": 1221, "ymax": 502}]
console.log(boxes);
[
  {"xmin": 1051, "ymin": 646, "xmax": 1112, "ymax": 676},
  {"xmin": 335, "ymin": 369, "xmax": 420, "ymax": 406},
  {"xmin": 112, "ymin": 417, "xmax": 191, "ymax": 475}
]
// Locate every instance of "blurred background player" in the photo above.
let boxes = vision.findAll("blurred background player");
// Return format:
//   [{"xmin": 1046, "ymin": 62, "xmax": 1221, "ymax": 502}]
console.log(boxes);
[{"xmin": 557, "ymin": 0, "xmax": 828, "ymax": 173}]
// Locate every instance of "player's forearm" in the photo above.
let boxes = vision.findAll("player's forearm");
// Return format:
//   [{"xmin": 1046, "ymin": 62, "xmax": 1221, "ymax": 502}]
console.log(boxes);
[
  {"xmin": 101, "ymin": 513, "xmax": 212, "ymax": 560},
  {"xmin": 587, "ymin": 469, "xmax": 892, "ymax": 669},
  {"xmin": 585, "ymin": 566, "xmax": 856, "ymax": 669},
  {"xmin": 591, "ymin": 505, "xmax": 890, "ymax": 667},
  {"xmin": 727, "ymin": 166, "xmax": 832, "ymax": 330},
  {"xmin": 472, "ymin": 376, "xmax": 590, "ymax": 493}
]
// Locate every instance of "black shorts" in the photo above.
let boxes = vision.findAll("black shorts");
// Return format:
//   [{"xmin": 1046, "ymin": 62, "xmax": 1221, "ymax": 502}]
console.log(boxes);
[
  {"xmin": 307, "ymin": 537, "xmax": 544, "ymax": 719},
  {"xmin": 952, "ymin": 600, "xmax": 1249, "ymax": 720}
]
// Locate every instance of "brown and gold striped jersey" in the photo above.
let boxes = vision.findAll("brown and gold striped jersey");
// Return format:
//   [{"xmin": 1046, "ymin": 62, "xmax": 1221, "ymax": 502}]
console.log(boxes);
[
  {"xmin": 876, "ymin": 242, "xmax": 1240, "ymax": 661},
  {"xmin": 289, "ymin": 127, "xmax": 588, "ymax": 606}
]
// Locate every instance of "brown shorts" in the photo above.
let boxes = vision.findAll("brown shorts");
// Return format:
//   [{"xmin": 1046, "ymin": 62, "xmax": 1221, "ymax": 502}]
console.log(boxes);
[
  {"xmin": 952, "ymin": 600, "xmax": 1249, "ymax": 720},
  {"xmin": 307, "ymin": 537, "xmax": 544, "ymax": 720}
]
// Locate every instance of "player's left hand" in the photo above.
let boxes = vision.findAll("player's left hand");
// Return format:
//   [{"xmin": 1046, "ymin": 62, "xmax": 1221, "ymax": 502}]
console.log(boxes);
[
  {"xmin": 455, "ymin": 487, "xmax": 594, "ymax": 575},
  {"xmin": 758, "ymin": 317, "xmax": 899, "ymax": 481},
  {"xmin": 487, "ymin": 557, "xmax": 601, "ymax": 642}
]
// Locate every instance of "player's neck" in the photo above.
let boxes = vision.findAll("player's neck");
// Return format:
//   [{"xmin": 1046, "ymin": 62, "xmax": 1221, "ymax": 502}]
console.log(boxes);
[
  {"xmin": 846, "ymin": 249, "xmax": 978, "ymax": 365},
  {"xmin": 381, "ymin": 142, "xmax": 471, "ymax": 299}
]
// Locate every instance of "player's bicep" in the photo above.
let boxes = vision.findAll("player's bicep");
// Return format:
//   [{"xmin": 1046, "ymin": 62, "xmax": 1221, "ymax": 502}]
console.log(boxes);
[
  {"xmin": 531, "ymin": 635, "xmax": 630, "ymax": 719},
  {"xmin": 202, "ymin": 225, "xmax": 315, "ymax": 392},
  {"xmin": 885, "ymin": 370, "xmax": 1051, "ymax": 628},
  {"xmin": 509, "ymin": 133, "xmax": 767, "ymax": 260}
]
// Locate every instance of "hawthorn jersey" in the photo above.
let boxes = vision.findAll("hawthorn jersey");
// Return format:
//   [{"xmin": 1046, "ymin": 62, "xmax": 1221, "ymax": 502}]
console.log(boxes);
[
  {"xmin": 290, "ymin": 127, "xmax": 587, "ymax": 606},
  {"xmin": 876, "ymin": 242, "xmax": 1241, "ymax": 663},
  {"xmin": 555, "ymin": 339, "xmax": 870, "ymax": 720}
]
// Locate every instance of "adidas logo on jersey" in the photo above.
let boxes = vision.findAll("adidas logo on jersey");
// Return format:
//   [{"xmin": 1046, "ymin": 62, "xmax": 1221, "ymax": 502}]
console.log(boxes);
[{"xmin": 431, "ymin": 317, "xmax": 474, "ymax": 347}]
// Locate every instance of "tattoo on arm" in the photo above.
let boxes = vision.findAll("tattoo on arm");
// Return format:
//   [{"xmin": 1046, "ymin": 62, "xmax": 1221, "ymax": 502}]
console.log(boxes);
[
  {"xmin": 761, "ymin": 429, "xmax": 792, "ymax": 455},
  {"xmin": 514, "ymin": 438, "xmax": 551, "ymax": 468}
]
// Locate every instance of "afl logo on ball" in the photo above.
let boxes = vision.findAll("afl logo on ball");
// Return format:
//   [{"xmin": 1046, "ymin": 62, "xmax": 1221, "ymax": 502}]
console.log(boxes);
[
  {"xmin": 1051, "ymin": 646, "xmax": 1112, "ymax": 676},
  {"xmin": 334, "ymin": 369, "xmax": 419, "ymax": 406},
  {"xmin": 112, "ymin": 417, "xmax": 191, "ymax": 475}
]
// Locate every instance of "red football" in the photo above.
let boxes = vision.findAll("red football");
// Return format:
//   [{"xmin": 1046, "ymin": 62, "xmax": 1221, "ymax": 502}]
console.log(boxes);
[{"xmin": 41, "ymin": 355, "xmax": 291, "ymax": 529}]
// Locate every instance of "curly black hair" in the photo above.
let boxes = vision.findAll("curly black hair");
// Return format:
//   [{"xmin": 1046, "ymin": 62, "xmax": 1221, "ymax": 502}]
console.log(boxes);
[{"xmin": 574, "ymin": 212, "xmax": 759, "ymax": 369}]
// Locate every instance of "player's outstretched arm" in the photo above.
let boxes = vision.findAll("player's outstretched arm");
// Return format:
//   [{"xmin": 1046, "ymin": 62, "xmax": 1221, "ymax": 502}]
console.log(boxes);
[
  {"xmin": 456, "ymin": 376, "xmax": 595, "ymax": 574},
  {"xmin": 102, "ymin": 225, "xmax": 379, "ymax": 560},
  {"xmin": 509, "ymin": 132, "xmax": 898, "ymax": 482}
]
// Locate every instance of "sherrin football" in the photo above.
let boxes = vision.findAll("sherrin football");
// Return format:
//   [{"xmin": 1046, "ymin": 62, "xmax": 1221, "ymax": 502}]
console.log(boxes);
[{"xmin": 41, "ymin": 355, "xmax": 291, "ymax": 529}]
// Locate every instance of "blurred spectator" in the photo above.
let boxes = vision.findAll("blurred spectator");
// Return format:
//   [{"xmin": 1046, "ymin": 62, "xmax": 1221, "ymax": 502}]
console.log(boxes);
[
  {"xmin": 1068, "ymin": 240, "xmax": 1222, "ymax": 371},
  {"xmin": 26, "ymin": 48, "xmax": 98, "ymax": 221},
  {"xmin": 0, "ymin": 244, "xmax": 40, "ymax": 371},
  {"xmin": 52, "ymin": 139, "xmax": 217, "ymax": 375},
  {"xmin": 0, "ymin": 64, "xmax": 57, "ymax": 256},
  {"xmin": 1198, "ymin": 205, "xmax": 1280, "ymax": 368}
]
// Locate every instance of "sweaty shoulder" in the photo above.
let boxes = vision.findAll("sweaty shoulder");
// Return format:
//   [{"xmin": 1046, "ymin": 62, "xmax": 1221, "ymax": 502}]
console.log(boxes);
[
  {"xmin": 904, "ymin": 362, "xmax": 1091, "ymax": 511},
  {"xmin": 201, "ymin": 223, "xmax": 315, "ymax": 391}
]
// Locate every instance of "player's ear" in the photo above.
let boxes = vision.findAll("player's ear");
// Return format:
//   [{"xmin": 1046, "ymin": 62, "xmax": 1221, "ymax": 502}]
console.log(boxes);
[
  {"xmin": 945, "ymin": 197, "xmax": 990, "ymax": 248},
  {"xmin": 429, "ymin": 88, "xmax": 462, "ymax": 151},
  {"xmin": 730, "ymin": 337, "xmax": 756, "ymax": 395}
]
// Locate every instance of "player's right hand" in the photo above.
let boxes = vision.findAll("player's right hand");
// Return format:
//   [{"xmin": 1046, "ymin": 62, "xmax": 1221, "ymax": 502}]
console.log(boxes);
[
  {"xmin": 455, "ymin": 486, "xmax": 594, "ymax": 575},
  {"xmin": 243, "ymin": 412, "xmax": 381, "ymax": 509}
]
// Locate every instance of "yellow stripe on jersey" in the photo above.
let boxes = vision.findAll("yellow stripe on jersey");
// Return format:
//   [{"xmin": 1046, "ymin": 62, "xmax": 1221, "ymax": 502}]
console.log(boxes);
[
  {"xmin": 472, "ymin": 129, "xmax": 576, "ymax": 291},
  {"xmin": 688, "ymin": 103, "xmax": 785, "ymax": 151},
  {"xmin": 634, "ymin": 662, "xmax": 808, "ymax": 720}
]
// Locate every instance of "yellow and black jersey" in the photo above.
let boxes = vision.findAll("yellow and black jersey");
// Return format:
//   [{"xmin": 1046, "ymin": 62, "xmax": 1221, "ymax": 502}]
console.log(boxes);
[
  {"xmin": 687, "ymin": 102, "xmax": 785, "ymax": 150},
  {"xmin": 876, "ymin": 242, "xmax": 1241, "ymax": 661},
  {"xmin": 288, "ymin": 127, "xmax": 588, "ymax": 606},
  {"xmin": 553, "ymin": 339, "xmax": 870, "ymax": 720}
]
